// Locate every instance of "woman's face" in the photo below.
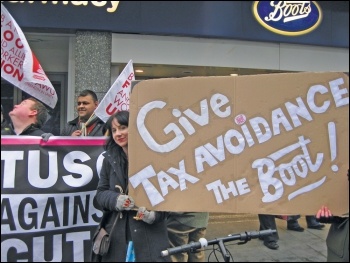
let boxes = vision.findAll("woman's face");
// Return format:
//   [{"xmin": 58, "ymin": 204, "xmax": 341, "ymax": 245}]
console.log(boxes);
[{"xmin": 111, "ymin": 117, "xmax": 128, "ymax": 148}]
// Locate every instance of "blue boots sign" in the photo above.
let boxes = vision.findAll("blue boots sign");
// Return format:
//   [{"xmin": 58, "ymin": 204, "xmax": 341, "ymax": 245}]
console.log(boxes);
[{"xmin": 253, "ymin": 1, "xmax": 322, "ymax": 36}]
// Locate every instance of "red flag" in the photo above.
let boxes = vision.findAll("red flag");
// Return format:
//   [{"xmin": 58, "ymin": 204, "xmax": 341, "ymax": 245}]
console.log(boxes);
[{"xmin": 1, "ymin": 3, "xmax": 58, "ymax": 109}]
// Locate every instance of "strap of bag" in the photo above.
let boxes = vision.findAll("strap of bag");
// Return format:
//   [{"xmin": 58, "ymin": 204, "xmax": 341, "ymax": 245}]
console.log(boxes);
[
  {"xmin": 98, "ymin": 184, "xmax": 125, "ymax": 229},
  {"xmin": 97, "ymin": 183, "xmax": 125, "ymax": 233},
  {"xmin": 98, "ymin": 210, "xmax": 120, "ymax": 232},
  {"xmin": 110, "ymin": 211, "xmax": 120, "ymax": 233},
  {"xmin": 98, "ymin": 211, "xmax": 111, "ymax": 229}
]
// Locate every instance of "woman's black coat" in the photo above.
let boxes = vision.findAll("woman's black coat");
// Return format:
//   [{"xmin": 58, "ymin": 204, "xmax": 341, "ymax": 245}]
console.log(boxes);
[{"xmin": 93, "ymin": 151, "xmax": 170, "ymax": 262}]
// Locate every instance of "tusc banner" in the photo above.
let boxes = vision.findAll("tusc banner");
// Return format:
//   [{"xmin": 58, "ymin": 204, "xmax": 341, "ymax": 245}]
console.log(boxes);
[
  {"xmin": 1, "ymin": 4, "xmax": 58, "ymax": 109},
  {"xmin": 1, "ymin": 136, "xmax": 105, "ymax": 262}
]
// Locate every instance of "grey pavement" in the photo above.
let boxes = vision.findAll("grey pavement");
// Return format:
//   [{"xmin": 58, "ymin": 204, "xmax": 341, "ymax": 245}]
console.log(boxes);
[{"xmin": 204, "ymin": 213, "xmax": 329, "ymax": 262}]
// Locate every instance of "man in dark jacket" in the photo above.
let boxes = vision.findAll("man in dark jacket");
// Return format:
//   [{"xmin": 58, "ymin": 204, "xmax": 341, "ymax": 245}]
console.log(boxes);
[
  {"xmin": 7, "ymin": 97, "xmax": 47, "ymax": 136},
  {"xmin": 61, "ymin": 89, "xmax": 104, "ymax": 136}
]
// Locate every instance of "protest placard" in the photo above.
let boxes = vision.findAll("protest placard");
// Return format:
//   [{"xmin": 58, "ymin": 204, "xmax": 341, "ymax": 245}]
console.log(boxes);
[{"xmin": 128, "ymin": 72, "xmax": 349, "ymax": 215}]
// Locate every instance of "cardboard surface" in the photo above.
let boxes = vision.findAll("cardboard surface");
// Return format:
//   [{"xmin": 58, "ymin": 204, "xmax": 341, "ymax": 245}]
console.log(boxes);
[{"xmin": 128, "ymin": 72, "xmax": 349, "ymax": 215}]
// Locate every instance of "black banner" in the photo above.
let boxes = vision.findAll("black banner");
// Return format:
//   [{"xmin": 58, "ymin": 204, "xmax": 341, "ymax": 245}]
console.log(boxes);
[{"xmin": 1, "ymin": 136, "xmax": 105, "ymax": 262}]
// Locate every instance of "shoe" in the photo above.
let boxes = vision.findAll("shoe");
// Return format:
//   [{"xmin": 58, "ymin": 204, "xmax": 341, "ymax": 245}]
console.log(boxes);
[
  {"xmin": 308, "ymin": 223, "xmax": 325, "ymax": 230},
  {"xmin": 287, "ymin": 225, "xmax": 305, "ymax": 232},
  {"xmin": 264, "ymin": 241, "xmax": 279, "ymax": 250}
]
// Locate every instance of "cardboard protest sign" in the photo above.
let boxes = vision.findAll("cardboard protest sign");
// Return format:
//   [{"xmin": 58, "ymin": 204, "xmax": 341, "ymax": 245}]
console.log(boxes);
[{"xmin": 128, "ymin": 72, "xmax": 349, "ymax": 215}]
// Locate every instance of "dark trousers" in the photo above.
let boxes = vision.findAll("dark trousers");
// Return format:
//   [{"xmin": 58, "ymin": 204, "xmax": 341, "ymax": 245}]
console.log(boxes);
[
  {"xmin": 287, "ymin": 215, "xmax": 319, "ymax": 227},
  {"xmin": 258, "ymin": 214, "xmax": 279, "ymax": 242}
]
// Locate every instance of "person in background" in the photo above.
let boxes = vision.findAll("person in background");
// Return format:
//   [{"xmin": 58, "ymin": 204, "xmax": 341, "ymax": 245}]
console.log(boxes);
[
  {"xmin": 5, "ymin": 98, "xmax": 47, "ymax": 136},
  {"xmin": 258, "ymin": 214, "xmax": 279, "ymax": 250},
  {"xmin": 41, "ymin": 108, "xmax": 61, "ymax": 135},
  {"xmin": 61, "ymin": 89, "xmax": 104, "ymax": 136},
  {"xmin": 287, "ymin": 215, "xmax": 325, "ymax": 232},
  {"xmin": 1, "ymin": 104, "xmax": 11, "ymax": 135},
  {"xmin": 315, "ymin": 169, "xmax": 349, "ymax": 262},
  {"xmin": 93, "ymin": 111, "xmax": 170, "ymax": 262},
  {"xmin": 166, "ymin": 212, "xmax": 209, "ymax": 262}
]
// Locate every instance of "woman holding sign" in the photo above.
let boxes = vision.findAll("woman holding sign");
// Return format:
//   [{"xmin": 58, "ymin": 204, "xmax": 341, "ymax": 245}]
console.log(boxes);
[{"xmin": 93, "ymin": 110, "xmax": 170, "ymax": 262}]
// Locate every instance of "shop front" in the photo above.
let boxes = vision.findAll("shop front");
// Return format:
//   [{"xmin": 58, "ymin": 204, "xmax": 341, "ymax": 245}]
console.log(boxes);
[{"xmin": 1, "ymin": 1, "xmax": 349, "ymax": 134}]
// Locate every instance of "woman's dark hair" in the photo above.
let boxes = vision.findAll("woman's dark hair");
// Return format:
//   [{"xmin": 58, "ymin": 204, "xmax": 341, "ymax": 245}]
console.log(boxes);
[
  {"xmin": 104, "ymin": 110, "xmax": 129, "ymax": 150},
  {"xmin": 103, "ymin": 111, "xmax": 130, "ymax": 174}
]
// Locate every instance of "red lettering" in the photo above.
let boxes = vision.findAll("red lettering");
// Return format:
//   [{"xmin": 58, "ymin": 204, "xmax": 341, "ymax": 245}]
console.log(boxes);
[
  {"xmin": 120, "ymin": 103, "xmax": 129, "ymax": 111},
  {"xmin": 12, "ymin": 67, "xmax": 23, "ymax": 81},
  {"xmin": 3, "ymin": 30, "xmax": 14, "ymax": 41},
  {"xmin": 33, "ymin": 75, "xmax": 45, "ymax": 81},
  {"xmin": 15, "ymin": 38, "xmax": 23, "ymax": 49},
  {"xmin": 105, "ymin": 103, "xmax": 117, "ymax": 115},
  {"xmin": 3, "ymin": 30, "xmax": 24, "ymax": 49},
  {"xmin": 1, "ymin": 60, "xmax": 23, "ymax": 81},
  {"xmin": 122, "ymin": 80, "xmax": 130, "ymax": 88},
  {"xmin": 113, "ymin": 97, "xmax": 128, "ymax": 107},
  {"xmin": 114, "ymin": 90, "xmax": 125, "ymax": 103},
  {"xmin": 127, "ymin": 72, "xmax": 134, "ymax": 81}
]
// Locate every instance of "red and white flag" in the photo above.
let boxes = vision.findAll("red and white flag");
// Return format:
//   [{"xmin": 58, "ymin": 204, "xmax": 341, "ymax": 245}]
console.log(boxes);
[
  {"xmin": 94, "ymin": 59, "xmax": 135, "ymax": 122},
  {"xmin": 1, "ymin": 3, "xmax": 57, "ymax": 109}
]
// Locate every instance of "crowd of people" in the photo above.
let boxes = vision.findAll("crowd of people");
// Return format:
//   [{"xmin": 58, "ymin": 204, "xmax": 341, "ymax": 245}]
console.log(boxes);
[{"xmin": 1, "ymin": 92, "xmax": 348, "ymax": 262}]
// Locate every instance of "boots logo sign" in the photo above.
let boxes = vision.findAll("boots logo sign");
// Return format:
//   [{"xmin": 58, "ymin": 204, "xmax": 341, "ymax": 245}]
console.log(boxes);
[{"xmin": 253, "ymin": 1, "xmax": 322, "ymax": 36}]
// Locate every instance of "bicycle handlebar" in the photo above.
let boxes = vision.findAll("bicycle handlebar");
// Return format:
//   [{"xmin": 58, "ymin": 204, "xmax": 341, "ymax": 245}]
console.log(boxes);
[{"xmin": 161, "ymin": 229, "xmax": 276, "ymax": 257}]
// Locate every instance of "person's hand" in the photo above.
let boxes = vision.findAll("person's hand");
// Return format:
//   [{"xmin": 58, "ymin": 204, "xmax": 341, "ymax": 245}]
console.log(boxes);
[
  {"xmin": 316, "ymin": 205, "xmax": 334, "ymax": 223},
  {"xmin": 41, "ymin": 133, "xmax": 53, "ymax": 141},
  {"xmin": 316, "ymin": 205, "xmax": 332, "ymax": 218},
  {"xmin": 134, "ymin": 207, "xmax": 155, "ymax": 224},
  {"xmin": 115, "ymin": 195, "xmax": 135, "ymax": 211},
  {"xmin": 71, "ymin": 130, "xmax": 82, "ymax": 136}
]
